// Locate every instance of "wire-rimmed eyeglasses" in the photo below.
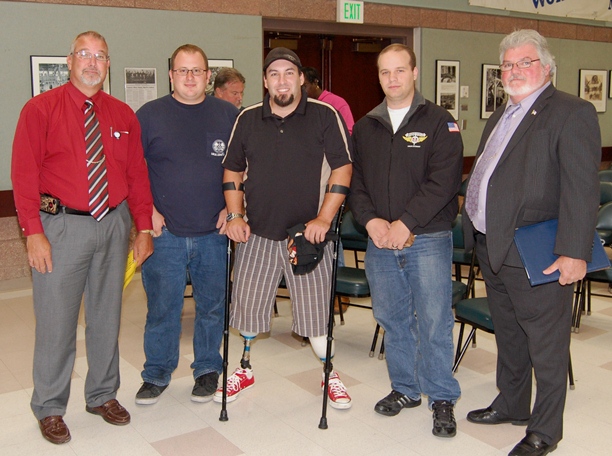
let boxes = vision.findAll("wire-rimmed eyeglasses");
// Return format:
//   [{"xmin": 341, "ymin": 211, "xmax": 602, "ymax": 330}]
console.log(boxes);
[
  {"xmin": 72, "ymin": 50, "xmax": 109, "ymax": 62},
  {"xmin": 171, "ymin": 68, "xmax": 208, "ymax": 77},
  {"xmin": 499, "ymin": 58, "xmax": 541, "ymax": 72}
]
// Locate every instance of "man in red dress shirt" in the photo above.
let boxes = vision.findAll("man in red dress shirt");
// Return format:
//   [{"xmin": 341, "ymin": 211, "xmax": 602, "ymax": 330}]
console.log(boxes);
[{"xmin": 11, "ymin": 31, "xmax": 154, "ymax": 445}]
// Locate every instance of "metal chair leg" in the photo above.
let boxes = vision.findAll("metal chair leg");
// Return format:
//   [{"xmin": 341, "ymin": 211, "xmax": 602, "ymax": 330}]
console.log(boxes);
[{"xmin": 370, "ymin": 324, "xmax": 381, "ymax": 358}]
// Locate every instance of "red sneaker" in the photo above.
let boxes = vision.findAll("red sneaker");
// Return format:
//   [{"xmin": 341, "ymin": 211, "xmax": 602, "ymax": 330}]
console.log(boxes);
[
  {"xmin": 213, "ymin": 368, "xmax": 254, "ymax": 403},
  {"xmin": 322, "ymin": 372, "xmax": 352, "ymax": 410}
]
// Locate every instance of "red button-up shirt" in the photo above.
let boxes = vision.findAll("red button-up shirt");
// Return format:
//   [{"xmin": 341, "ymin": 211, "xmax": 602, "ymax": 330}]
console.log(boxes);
[{"xmin": 11, "ymin": 81, "xmax": 153, "ymax": 236}]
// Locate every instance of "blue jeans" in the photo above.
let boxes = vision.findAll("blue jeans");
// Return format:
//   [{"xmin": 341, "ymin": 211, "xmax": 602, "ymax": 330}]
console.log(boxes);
[
  {"xmin": 365, "ymin": 231, "xmax": 460, "ymax": 406},
  {"xmin": 141, "ymin": 227, "xmax": 226, "ymax": 386}
]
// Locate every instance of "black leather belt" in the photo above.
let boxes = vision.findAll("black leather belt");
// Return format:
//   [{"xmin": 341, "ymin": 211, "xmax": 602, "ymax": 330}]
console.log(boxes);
[{"xmin": 60, "ymin": 206, "xmax": 116, "ymax": 216}]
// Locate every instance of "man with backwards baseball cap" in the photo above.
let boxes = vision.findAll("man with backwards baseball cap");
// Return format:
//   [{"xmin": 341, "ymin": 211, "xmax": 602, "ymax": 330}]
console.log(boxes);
[{"xmin": 218, "ymin": 47, "xmax": 354, "ymax": 409}]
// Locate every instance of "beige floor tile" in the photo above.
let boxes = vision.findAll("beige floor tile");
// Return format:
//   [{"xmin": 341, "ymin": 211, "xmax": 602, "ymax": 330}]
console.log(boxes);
[{"xmin": 1, "ymin": 276, "xmax": 612, "ymax": 455}]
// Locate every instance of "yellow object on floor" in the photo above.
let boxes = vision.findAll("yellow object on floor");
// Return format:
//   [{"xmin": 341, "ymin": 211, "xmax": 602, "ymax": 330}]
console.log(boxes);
[{"xmin": 124, "ymin": 250, "xmax": 136, "ymax": 290}]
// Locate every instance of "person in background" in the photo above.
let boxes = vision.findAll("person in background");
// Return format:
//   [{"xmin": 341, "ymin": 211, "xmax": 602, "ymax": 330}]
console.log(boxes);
[
  {"xmin": 135, "ymin": 44, "xmax": 239, "ymax": 406},
  {"xmin": 350, "ymin": 43, "xmax": 463, "ymax": 438},
  {"xmin": 302, "ymin": 66, "xmax": 355, "ymax": 134},
  {"xmin": 213, "ymin": 67, "xmax": 246, "ymax": 109},
  {"xmin": 11, "ymin": 30, "xmax": 154, "ymax": 445},
  {"xmin": 302, "ymin": 66, "xmax": 356, "ymax": 314},
  {"xmin": 463, "ymin": 29, "xmax": 600, "ymax": 456}
]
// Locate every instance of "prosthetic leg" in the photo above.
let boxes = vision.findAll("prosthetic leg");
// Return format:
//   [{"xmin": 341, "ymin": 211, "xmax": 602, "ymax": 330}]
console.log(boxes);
[{"xmin": 239, "ymin": 333, "xmax": 256, "ymax": 369}]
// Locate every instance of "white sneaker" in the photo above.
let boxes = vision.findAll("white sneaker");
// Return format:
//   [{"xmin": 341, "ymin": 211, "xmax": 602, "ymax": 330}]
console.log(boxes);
[
  {"xmin": 213, "ymin": 368, "xmax": 254, "ymax": 403},
  {"xmin": 322, "ymin": 371, "xmax": 352, "ymax": 410}
]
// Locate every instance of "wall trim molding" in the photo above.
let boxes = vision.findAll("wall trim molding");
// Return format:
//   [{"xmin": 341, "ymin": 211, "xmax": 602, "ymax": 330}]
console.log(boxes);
[{"xmin": 6, "ymin": 1, "xmax": 612, "ymax": 43}]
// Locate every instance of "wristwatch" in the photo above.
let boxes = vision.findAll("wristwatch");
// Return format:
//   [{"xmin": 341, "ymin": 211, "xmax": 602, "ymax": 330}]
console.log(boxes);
[
  {"xmin": 139, "ymin": 229, "xmax": 155, "ymax": 236},
  {"xmin": 226, "ymin": 212, "xmax": 244, "ymax": 222}
]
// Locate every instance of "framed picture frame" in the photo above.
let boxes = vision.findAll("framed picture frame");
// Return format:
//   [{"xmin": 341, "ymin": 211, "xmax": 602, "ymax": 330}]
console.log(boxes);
[
  {"xmin": 481, "ymin": 63, "xmax": 507, "ymax": 119},
  {"xmin": 609, "ymin": 70, "xmax": 612, "ymax": 99},
  {"xmin": 206, "ymin": 59, "xmax": 234, "ymax": 95},
  {"xmin": 30, "ymin": 56, "xmax": 69, "ymax": 97},
  {"xmin": 579, "ymin": 69, "xmax": 607, "ymax": 112},
  {"xmin": 435, "ymin": 60, "xmax": 459, "ymax": 120},
  {"xmin": 30, "ymin": 55, "xmax": 110, "ymax": 97}
]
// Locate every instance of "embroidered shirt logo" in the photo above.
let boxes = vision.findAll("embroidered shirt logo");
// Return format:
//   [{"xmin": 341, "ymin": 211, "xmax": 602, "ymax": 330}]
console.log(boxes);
[
  {"xmin": 403, "ymin": 132, "xmax": 427, "ymax": 147},
  {"xmin": 211, "ymin": 139, "xmax": 226, "ymax": 156}
]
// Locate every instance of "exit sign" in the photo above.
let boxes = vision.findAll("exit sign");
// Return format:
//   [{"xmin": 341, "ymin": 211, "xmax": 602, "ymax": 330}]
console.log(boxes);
[{"xmin": 337, "ymin": 0, "xmax": 364, "ymax": 24}]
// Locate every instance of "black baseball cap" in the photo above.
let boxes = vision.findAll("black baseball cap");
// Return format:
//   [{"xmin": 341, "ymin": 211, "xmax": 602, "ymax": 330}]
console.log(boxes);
[{"xmin": 263, "ymin": 47, "xmax": 302, "ymax": 72}]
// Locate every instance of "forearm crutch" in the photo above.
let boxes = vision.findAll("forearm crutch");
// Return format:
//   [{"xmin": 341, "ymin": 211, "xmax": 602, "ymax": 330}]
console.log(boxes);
[
  {"xmin": 319, "ymin": 201, "xmax": 345, "ymax": 430},
  {"xmin": 219, "ymin": 237, "xmax": 232, "ymax": 422}
]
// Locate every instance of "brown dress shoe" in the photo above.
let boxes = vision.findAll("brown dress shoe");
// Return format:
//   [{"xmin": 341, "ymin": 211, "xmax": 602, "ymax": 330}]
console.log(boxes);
[
  {"xmin": 86, "ymin": 399, "xmax": 131, "ymax": 425},
  {"xmin": 38, "ymin": 415, "xmax": 71, "ymax": 444}
]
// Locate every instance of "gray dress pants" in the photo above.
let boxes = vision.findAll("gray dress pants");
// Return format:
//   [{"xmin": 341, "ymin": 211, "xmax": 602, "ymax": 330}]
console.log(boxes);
[{"xmin": 30, "ymin": 202, "xmax": 131, "ymax": 420}]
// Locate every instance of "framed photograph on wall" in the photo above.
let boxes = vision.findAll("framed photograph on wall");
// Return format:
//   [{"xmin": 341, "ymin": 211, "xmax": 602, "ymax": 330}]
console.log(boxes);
[
  {"xmin": 435, "ymin": 60, "xmax": 459, "ymax": 120},
  {"xmin": 579, "ymin": 69, "xmax": 607, "ymax": 112},
  {"xmin": 609, "ymin": 70, "xmax": 612, "ymax": 98},
  {"xmin": 31, "ymin": 56, "xmax": 68, "ymax": 96},
  {"xmin": 30, "ymin": 55, "xmax": 110, "ymax": 97},
  {"xmin": 206, "ymin": 59, "xmax": 234, "ymax": 95},
  {"xmin": 481, "ymin": 63, "xmax": 507, "ymax": 119}
]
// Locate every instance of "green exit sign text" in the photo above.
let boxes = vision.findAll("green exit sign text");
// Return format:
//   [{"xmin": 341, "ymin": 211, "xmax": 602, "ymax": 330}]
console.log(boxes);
[{"xmin": 337, "ymin": 0, "xmax": 364, "ymax": 24}]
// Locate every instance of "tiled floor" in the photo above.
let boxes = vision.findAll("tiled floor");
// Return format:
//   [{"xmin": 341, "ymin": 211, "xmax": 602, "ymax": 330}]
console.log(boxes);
[{"xmin": 1, "ymin": 271, "xmax": 612, "ymax": 455}]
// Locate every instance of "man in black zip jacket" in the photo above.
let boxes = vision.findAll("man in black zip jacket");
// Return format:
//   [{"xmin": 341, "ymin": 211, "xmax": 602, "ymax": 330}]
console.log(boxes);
[{"xmin": 350, "ymin": 43, "xmax": 463, "ymax": 438}]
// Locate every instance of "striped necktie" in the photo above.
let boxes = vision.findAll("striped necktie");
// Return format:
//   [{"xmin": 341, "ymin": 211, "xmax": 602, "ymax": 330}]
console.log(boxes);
[{"xmin": 84, "ymin": 99, "xmax": 110, "ymax": 221}]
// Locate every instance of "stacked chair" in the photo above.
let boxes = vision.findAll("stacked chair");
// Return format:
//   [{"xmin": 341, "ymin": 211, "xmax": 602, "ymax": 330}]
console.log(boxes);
[
  {"xmin": 452, "ymin": 250, "xmax": 575, "ymax": 389},
  {"xmin": 572, "ymin": 199, "xmax": 612, "ymax": 332}
]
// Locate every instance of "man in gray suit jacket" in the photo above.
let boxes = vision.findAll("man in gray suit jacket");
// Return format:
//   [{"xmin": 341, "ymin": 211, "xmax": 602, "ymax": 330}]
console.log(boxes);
[{"xmin": 463, "ymin": 30, "xmax": 601, "ymax": 456}]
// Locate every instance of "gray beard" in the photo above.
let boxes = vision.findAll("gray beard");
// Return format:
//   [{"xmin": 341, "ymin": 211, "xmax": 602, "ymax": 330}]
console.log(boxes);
[{"xmin": 80, "ymin": 70, "xmax": 102, "ymax": 87}]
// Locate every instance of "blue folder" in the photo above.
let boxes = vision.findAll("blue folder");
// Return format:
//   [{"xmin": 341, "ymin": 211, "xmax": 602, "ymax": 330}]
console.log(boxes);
[{"xmin": 514, "ymin": 219, "xmax": 610, "ymax": 286}]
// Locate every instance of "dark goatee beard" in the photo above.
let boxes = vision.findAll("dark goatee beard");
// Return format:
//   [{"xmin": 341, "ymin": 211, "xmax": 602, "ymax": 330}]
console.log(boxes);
[{"xmin": 273, "ymin": 93, "xmax": 294, "ymax": 107}]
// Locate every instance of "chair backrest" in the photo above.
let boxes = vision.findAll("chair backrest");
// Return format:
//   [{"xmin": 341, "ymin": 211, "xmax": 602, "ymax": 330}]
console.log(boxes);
[
  {"xmin": 596, "ymin": 201, "xmax": 612, "ymax": 245},
  {"xmin": 600, "ymin": 182, "xmax": 612, "ymax": 206},
  {"xmin": 340, "ymin": 210, "xmax": 368, "ymax": 250},
  {"xmin": 598, "ymin": 169, "xmax": 612, "ymax": 183},
  {"xmin": 452, "ymin": 214, "xmax": 464, "ymax": 249}
]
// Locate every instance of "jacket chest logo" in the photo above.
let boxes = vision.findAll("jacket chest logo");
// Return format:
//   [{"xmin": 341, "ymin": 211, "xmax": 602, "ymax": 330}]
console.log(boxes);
[{"xmin": 403, "ymin": 132, "xmax": 427, "ymax": 147}]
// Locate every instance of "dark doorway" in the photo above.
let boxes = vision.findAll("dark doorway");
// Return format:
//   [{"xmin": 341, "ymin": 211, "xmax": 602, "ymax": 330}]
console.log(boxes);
[
  {"xmin": 264, "ymin": 33, "xmax": 390, "ymax": 120},
  {"xmin": 263, "ymin": 26, "xmax": 407, "ymax": 122}
]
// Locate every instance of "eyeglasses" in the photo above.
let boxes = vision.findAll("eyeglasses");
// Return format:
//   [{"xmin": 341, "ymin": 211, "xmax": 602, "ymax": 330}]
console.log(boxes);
[
  {"xmin": 499, "ymin": 58, "xmax": 540, "ymax": 72},
  {"xmin": 72, "ymin": 50, "xmax": 109, "ymax": 62},
  {"xmin": 172, "ymin": 68, "xmax": 208, "ymax": 77}
]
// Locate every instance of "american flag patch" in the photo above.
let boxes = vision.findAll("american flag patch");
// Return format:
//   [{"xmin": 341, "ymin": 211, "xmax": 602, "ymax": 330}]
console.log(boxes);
[{"xmin": 447, "ymin": 122, "xmax": 460, "ymax": 132}]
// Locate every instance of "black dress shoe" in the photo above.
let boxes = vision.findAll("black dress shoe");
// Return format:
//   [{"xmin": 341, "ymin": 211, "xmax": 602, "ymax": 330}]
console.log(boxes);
[
  {"xmin": 467, "ymin": 406, "xmax": 529, "ymax": 426},
  {"xmin": 508, "ymin": 432, "xmax": 557, "ymax": 455},
  {"xmin": 374, "ymin": 390, "xmax": 421, "ymax": 416}
]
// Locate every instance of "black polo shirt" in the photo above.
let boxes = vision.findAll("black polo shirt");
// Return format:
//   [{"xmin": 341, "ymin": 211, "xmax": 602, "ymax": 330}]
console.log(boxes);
[{"xmin": 223, "ymin": 89, "xmax": 352, "ymax": 240}]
